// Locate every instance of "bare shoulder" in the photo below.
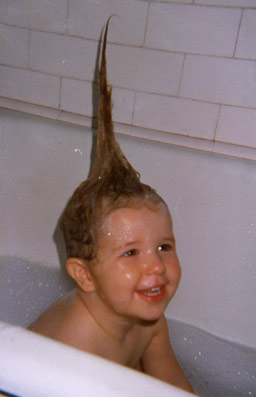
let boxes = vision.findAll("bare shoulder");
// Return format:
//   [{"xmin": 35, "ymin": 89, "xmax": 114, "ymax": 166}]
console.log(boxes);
[
  {"xmin": 142, "ymin": 315, "xmax": 194, "ymax": 393},
  {"xmin": 28, "ymin": 289, "xmax": 76, "ymax": 336},
  {"xmin": 28, "ymin": 289, "xmax": 97, "ymax": 351}
]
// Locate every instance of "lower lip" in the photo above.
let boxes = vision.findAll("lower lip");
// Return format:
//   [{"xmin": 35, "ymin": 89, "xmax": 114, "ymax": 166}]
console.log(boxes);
[{"xmin": 136, "ymin": 286, "xmax": 166, "ymax": 302}]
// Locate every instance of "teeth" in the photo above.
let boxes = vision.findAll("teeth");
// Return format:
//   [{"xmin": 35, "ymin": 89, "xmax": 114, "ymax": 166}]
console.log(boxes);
[{"xmin": 144, "ymin": 287, "xmax": 161, "ymax": 296}]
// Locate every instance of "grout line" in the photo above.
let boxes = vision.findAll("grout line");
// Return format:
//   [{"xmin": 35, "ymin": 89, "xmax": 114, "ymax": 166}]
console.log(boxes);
[
  {"xmin": 58, "ymin": 77, "xmax": 63, "ymax": 109},
  {"xmin": 143, "ymin": 1, "xmax": 247, "ymax": 10},
  {"xmin": 1, "ymin": 99, "xmax": 255, "ymax": 160},
  {"xmin": 65, "ymin": 0, "xmax": 71, "ymax": 34},
  {"xmin": 2, "ymin": 61, "xmax": 256, "ymax": 112},
  {"xmin": 189, "ymin": 2, "xmax": 245, "ymax": 10},
  {"xmin": 213, "ymin": 104, "xmax": 222, "ymax": 141},
  {"xmin": 3, "ymin": 19, "xmax": 255, "ymax": 61},
  {"xmin": 177, "ymin": 54, "xmax": 186, "ymax": 97},
  {"xmin": 143, "ymin": 2, "xmax": 151, "ymax": 47},
  {"xmin": 27, "ymin": 29, "xmax": 31, "ymax": 70},
  {"xmin": 2, "ymin": 20, "xmax": 256, "ymax": 61},
  {"xmin": 233, "ymin": 8, "xmax": 244, "ymax": 58},
  {"xmin": 131, "ymin": 91, "xmax": 138, "ymax": 125}
]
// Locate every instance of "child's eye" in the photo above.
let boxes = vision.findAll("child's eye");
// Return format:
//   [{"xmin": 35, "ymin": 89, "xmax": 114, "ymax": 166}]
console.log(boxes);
[
  {"xmin": 123, "ymin": 249, "xmax": 138, "ymax": 257},
  {"xmin": 158, "ymin": 244, "xmax": 173, "ymax": 252}
]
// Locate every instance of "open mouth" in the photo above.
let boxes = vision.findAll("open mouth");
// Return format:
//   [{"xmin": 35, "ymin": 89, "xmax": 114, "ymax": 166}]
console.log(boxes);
[{"xmin": 136, "ymin": 286, "xmax": 166, "ymax": 302}]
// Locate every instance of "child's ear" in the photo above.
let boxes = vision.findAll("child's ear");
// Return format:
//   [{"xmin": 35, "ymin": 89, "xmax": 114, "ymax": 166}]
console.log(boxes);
[{"xmin": 66, "ymin": 258, "xmax": 95, "ymax": 292}]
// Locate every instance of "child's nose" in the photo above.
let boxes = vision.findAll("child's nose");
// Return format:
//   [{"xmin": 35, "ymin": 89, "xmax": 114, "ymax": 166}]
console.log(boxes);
[{"xmin": 144, "ymin": 252, "xmax": 166, "ymax": 275}]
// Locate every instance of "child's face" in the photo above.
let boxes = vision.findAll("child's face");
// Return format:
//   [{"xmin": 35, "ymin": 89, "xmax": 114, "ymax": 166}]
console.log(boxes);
[{"xmin": 90, "ymin": 203, "xmax": 181, "ymax": 322}]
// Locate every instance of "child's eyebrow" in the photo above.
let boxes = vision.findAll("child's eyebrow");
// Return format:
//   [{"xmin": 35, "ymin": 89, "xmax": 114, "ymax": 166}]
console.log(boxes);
[
  {"xmin": 114, "ymin": 241, "xmax": 139, "ymax": 251},
  {"xmin": 114, "ymin": 236, "xmax": 175, "ymax": 250},
  {"xmin": 159, "ymin": 237, "xmax": 176, "ymax": 244}
]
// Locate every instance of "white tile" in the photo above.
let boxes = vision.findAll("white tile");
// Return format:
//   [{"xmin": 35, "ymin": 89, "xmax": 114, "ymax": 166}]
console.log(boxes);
[
  {"xmin": 2, "ymin": 96, "xmax": 255, "ymax": 161},
  {"xmin": 0, "ymin": 97, "xmax": 61, "ymax": 120},
  {"xmin": 146, "ymin": 3, "xmax": 241, "ymax": 57},
  {"xmin": 133, "ymin": 92, "xmax": 219, "ymax": 139},
  {"xmin": 60, "ymin": 79, "xmax": 94, "ymax": 117},
  {"xmin": 68, "ymin": 0, "xmax": 148, "ymax": 46},
  {"xmin": 111, "ymin": 87, "xmax": 136, "ymax": 125},
  {"xmin": 60, "ymin": 78, "xmax": 135, "ymax": 124},
  {"xmin": 30, "ymin": 31, "xmax": 98, "ymax": 80},
  {"xmin": 213, "ymin": 141, "xmax": 256, "ymax": 160},
  {"xmin": 107, "ymin": 44, "xmax": 183, "ymax": 96},
  {"xmin": 0, "ymin": 0, "xmax": 68, "ymax": 33},
  {"xmin": 0, "ymin": 66, "xmax": 60, "ymax": 107},
  {"xmin": 216, "ymin": 106, "xmax": 256, "ymax": 148},
  {"xmin": 30, "ymin": 31, "xmax": 183, "ymax": 95},
  {"xmin": 194, "ymin": 0, "xmax": 256, "ymax": 6},
  {"xmin": 180, "ymin": 55, "xmax": 256, "ymax": 108},
  {"xmin": 236, "ymin": 10, "xmax": 256, "ymax": 60},
  {"xmin": 0, "ymin": 24, "xmax": 28, "ymax": 68}
]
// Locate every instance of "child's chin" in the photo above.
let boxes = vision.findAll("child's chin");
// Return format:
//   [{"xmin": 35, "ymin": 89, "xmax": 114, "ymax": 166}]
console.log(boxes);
[
  {"xmin": 143, "ymin": 303, "xmax": 168, "ymax": 322},
  {"xmin": 139, "ymin": 310, "xmax": 164, "ymax": 323}
]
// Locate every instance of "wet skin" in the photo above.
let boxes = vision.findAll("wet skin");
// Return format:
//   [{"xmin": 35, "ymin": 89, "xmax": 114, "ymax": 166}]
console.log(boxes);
[
  {"xmin": 89, "ymin": 203, "xmax": 182, "ymax": 323},
  {"xmin": 29, "ymin": 204, "xmax": 194, "ymax": 393}
]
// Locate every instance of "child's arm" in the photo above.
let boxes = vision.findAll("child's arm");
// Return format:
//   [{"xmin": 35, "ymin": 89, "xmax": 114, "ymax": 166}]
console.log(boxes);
[{"xmin": 142, "ymin": 315, "xmax": 194, "ymax": 394}]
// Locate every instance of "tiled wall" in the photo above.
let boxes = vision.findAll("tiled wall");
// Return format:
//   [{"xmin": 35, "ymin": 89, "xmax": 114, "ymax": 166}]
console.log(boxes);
[
  {"xmin": 1, "ymin": 0, "xmax": 256, "ymax": 160},
  {"xmin": 2, "ymin": 108, "xmax": 256, "ymax": 348}
]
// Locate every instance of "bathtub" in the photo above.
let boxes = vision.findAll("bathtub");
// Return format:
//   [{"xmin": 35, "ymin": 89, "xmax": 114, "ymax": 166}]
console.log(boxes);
[
  {"xmin": 0, "ymin": 257, "xmax": 192, "ymax": 397},
  {"xmin": 1, "ymin": 108, "xmax": 256, "ymax": 396},
  {"xmin": 0, "ymin": 256, "xmax": 255, "ymax": 397}
]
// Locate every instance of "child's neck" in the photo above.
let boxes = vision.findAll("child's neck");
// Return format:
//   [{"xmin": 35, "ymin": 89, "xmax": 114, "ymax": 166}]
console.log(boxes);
[{"xmin": 77, "ymin": 289, "xmax": 142, "ymax": 344}]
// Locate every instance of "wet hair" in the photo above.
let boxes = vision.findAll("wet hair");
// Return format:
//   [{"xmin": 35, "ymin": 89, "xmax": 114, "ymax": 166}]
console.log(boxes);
[{"xmin": 61, "ymin": 17, "xmax": 166, "ymax": 261}]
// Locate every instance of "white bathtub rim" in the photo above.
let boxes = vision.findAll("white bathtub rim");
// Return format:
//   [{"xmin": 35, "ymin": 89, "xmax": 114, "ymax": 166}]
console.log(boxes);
[{"xmin": 0, "ymin": 321, "xmax": 193, "ymax": 397}]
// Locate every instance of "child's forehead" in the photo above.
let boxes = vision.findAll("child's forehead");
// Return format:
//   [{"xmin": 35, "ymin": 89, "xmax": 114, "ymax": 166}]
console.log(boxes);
[
  {"xmin": 100, "ymin": 202, "xmax": 172, "ymax": 234},
  {"xmin": 101, "ymin": 197, "xmax": 168, "ymax": 215}
]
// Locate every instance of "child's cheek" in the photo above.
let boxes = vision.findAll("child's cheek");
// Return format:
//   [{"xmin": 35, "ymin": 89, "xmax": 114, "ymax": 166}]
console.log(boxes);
[
  {"xmin": 176, "ymin": 257, "xmax": 182, "ymax": 281},
  {"xmin": 116, "ymin": 261, "xmax": 134, "ymax": 281},
  {"xmin": 171, "ymin": 261, "xmax": 182, "ymax": 288},
  {"xmin": 123, "ymin": 272, "xmax": 132, "ymax": 280}
]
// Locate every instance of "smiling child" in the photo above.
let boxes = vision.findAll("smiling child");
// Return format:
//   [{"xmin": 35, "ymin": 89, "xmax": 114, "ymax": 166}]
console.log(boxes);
[{"xmin": 28, "ymin": 18, "xmax": 194, "ymax": 394}]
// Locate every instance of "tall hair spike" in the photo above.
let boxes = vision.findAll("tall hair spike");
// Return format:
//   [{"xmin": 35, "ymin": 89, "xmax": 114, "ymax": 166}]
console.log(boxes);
[
  {"xmin": 61, "ymin": 17, "xmax": 163, "ymax": 260},
  {"xmin": 90, "ymin": 16, "xmax": 140, "ymax": 185}
]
